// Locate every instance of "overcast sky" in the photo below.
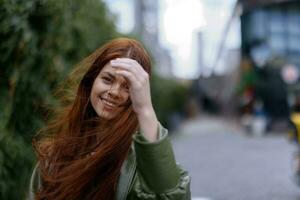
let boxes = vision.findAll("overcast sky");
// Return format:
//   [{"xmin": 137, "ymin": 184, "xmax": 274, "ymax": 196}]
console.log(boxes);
[{"xmin": 105, "ymin": 0, "xmax": 240, "ymax": 79}]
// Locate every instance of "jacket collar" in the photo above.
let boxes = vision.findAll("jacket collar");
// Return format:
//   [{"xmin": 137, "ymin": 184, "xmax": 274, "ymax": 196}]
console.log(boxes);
[{"xmin": 115, "ymin": 147, "xmax": 136, "ymax": 200}]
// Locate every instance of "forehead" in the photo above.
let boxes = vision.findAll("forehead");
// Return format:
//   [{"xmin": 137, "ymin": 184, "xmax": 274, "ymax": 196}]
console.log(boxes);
[{"xmin": 99, "ymin": 63, "xmax": 128, "ymax": 84}]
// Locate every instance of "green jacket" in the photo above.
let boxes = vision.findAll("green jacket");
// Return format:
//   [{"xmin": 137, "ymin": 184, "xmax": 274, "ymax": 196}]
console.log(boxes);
[{"xmin": 28, "ymin": 123, "xmax": 191, "ymax": 199}]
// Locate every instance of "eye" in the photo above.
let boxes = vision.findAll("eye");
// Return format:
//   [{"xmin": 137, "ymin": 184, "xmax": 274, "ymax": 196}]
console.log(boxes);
[{"xmin": 102, "ymin": 76, "xmax": 112, "ymax": 84}]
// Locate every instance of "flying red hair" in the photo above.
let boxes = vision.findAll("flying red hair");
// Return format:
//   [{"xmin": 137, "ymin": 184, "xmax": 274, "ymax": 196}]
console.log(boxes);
[{"xmin": 33, "ymin": 38, "xmax": 151, "ymax": 200}]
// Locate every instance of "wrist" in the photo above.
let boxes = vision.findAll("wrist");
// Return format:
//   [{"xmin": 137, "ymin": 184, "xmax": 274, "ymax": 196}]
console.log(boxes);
[
  {"xmin": 137, "ymin": 108, "xmax": 157, "ymax": 126},
  {"xmin": 136, "ymin": 105, "xmax": 155, "ymax": 118},
  {"xmin": 136, "ymin": 106, "xmax": 158, "ymax": 142}
]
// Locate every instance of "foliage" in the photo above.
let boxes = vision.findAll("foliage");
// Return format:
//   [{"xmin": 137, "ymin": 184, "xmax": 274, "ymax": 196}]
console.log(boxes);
[
  {"xmin": 0, "ymin": 0, "xmax": 118, "ymax": 199},
  {"xmin": 0, "ymin": 0, "xmax": 189, "ymax": 199},
  {"xmin": 151, "ymin": 73, "xmax": 188, "ymax": 127}
]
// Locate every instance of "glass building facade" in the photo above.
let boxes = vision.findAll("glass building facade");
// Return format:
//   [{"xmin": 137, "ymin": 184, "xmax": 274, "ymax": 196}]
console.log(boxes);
[{"xmin": 241, "ymin": 2, "xmax": 300, "ymax": 67}]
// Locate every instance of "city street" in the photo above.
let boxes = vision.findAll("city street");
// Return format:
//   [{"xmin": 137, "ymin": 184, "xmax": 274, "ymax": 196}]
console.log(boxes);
[{"xmin": 171, "ymin": 115, "xmax": 300, "ymax": 200}]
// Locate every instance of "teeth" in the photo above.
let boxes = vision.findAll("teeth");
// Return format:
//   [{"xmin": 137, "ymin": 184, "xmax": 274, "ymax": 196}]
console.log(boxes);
[{"xmin": 102, "ymin": 99, "xmax": 116, "ymax": 108}]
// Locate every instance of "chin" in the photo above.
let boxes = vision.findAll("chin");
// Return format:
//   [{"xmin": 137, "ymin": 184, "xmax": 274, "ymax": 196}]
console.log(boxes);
[
  {"xmin": 97, "ymin": 110, "xmax": 116, "ymax": 120},
  {"xmin": 98, "ymin": 113, "xmax": 113, "ymax": 120}
]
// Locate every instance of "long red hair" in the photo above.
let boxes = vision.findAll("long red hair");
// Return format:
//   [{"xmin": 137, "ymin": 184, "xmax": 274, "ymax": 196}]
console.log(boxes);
[{"xmin": 33, "ymin": 38, "xmax": 151, "ymax": 200}]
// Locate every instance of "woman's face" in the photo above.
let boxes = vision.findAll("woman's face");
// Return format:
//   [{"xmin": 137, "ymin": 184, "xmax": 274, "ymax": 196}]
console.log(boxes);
[{"xmin": 90, "ymin": 62, "xmax": 130, "ymax": 120}]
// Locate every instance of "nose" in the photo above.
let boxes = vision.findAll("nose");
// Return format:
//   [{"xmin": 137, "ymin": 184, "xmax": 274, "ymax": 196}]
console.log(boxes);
[{"xmin": 107, "ymin": 83, "xmax": 122, "ymax": 98}]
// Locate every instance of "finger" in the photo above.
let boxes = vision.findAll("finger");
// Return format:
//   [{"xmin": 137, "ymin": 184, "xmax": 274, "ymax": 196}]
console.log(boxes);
[
  {"xmin": 113, "ymin": 58, "xmax": 146, "ymax": 74},
  {"xmin": 110, "ymin": 60, "xmax": 140, "ymax": 77},
  {"xmin": 113, "ymin": 58, "xmax": 136, "ymax": 65},
  {"xmin": 111, "ymin": 61, "xmax": 148, "ymax": 82},
  {"xmin": 115, "ymin": 70, "xmax": 140, "ymax": 88},
  {"xmin": 115, "ymin": 57, "xmax": 136, "ymax": 64}
]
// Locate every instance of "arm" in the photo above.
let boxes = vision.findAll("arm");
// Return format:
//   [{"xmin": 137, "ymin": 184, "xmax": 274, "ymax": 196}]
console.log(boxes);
[
  {"xmin": 129, "ymin": 123, "xmax": 191, "ymax": 199},
  {"xmin": 111, "ymin": 58, "xmax": 158, "ymax": 142},
  {"xmin": 111, "ymin": 58, "xmax": 191, "ymax": 199}
]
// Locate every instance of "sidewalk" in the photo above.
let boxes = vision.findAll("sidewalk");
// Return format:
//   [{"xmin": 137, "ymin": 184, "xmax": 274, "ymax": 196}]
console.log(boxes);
[
  {"xmin": 174, "ymin": 115, "xmax": 242, "ymax": 136},
  {"xmin": 170, "ymin": 115, "xmax": 299, "ymax": 200}
]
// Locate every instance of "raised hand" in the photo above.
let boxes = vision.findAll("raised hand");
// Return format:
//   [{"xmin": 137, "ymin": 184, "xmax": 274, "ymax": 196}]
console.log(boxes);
[{"xmin": 110, "ymin": 58, "xmax": 158, "ymax": 142}]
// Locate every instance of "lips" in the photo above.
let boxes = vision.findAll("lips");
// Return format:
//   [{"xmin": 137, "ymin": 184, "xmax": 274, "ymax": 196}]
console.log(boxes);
[{"xmin": 100, "ymin": 98, "xmax": 118, "ymax": 109}]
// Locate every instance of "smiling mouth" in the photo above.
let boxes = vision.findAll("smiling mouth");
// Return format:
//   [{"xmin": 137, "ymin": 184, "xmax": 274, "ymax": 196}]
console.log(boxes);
[{"xmin": 100, "ymin": 98, "xmax": 118, "ymax": 109}]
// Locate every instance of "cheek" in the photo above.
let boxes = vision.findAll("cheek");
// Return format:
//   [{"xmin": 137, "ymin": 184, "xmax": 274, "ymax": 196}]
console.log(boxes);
[
  {"xmin": 122, "ymin": 92, "xmax": 130, "ymax": 103},
  {"xmin": 91, "ymin": 80, "xmax": 107, "ymax": 95},
  {"xmin": 90, "ymin": 82, "xmax": 103, "ymax": 104}
]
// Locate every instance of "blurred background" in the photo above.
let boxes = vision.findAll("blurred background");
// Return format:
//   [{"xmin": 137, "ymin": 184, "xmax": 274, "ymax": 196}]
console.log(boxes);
[{"xmin": 2, "ymin": 0, "xmax": 300, "ymax": 199}]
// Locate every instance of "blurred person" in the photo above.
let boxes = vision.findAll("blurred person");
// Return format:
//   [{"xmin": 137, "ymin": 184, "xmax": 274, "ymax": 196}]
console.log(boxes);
[
  {"xmin": 293, "ymin": 96, "xmax": 300, "ymax": 113},
  {"xmin": 28, "ymin": 38, "xmax": 191, "ymax": 200},
  {"xmin": 237, "ymin": 56, "xmax": 256, "ymax": 116},
  {"xmin": 255, "ymin": 58, "xmax": 290, "ymax": 132}
]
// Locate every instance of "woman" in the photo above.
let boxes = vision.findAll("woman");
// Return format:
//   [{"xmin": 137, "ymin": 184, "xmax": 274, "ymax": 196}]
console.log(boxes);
[{"xmin": 28, "ymin": 38, "xmax": 191, "ymax": 200}]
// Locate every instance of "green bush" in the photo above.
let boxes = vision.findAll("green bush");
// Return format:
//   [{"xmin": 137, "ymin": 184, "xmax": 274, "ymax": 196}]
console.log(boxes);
[
  {"xmin": 0, "ymin": 1, "xmax": 188, "ymax": 198},
  {"xmin": 151, "ymin": 73, "xmax": 188, "ymax": 127},
  {"xmin": 0, "ymin": 0, "xmax": 118, "ymax": 199}
]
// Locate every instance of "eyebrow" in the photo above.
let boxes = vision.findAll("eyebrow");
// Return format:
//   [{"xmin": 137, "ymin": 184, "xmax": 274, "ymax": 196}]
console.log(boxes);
[{"xmin": 102, "ymin": 71, "xmax": 115, "ymax": 79}]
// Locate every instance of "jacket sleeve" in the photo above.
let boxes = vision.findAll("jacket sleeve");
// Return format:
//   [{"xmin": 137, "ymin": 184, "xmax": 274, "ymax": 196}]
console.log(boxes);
[{"xmin": 128, "ymin": 122, "xmax": 191, "ymax": 200}]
